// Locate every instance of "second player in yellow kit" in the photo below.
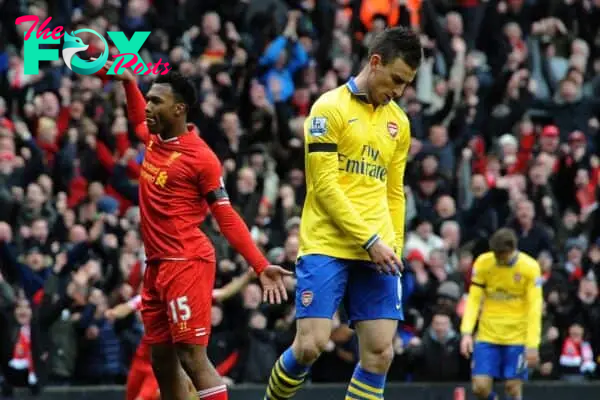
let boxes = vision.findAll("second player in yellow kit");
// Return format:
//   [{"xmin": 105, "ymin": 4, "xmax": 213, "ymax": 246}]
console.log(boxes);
[
  {"xmin": 460, "ymin": 228, "xmax": 543, "ymax": 400},
  {"xmin": 263, "ymin": 27, "xmax": 423, "ymax": 400}
]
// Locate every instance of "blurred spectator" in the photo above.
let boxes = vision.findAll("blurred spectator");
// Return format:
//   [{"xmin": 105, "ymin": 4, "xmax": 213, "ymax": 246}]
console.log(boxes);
[{"xmin": 406, "ymin": 308, "xmax": 468, "ymax": 382}]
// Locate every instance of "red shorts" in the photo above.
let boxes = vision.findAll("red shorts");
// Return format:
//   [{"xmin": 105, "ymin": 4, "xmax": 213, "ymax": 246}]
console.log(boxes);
[{"xmin": 141, "ymin": 259, "xmax": 215, "ymax": 345}]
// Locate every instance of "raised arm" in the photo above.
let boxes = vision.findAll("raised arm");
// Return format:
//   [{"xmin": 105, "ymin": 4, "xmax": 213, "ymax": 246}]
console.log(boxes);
[
  {"xmin": 305, "ymin": 99, "xmax": 378, "ymax": 250},
  {"xmin": 386, "ymin": 113, "xmax": 411, "ymax": 255},
  {"xmin": 197, "ymin": 150, "xmax": 292, "ymax": 303},
  {"xmin": 94, "ymin": 60, "xmax": 150, "ymax": 144}
]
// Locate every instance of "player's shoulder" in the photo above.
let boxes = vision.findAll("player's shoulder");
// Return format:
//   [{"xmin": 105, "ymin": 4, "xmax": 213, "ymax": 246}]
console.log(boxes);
[
  {"xmin": 180, "ymin": 131, "xmax": 221, "ymax": 166},
  {"xmin": 517, "ymin": 252, "xmax": 541, "ymax": 273},
  {"xmin": 474, "ymin": 252, "xmax": 495, "ymax": 270},
  {"xmin": 311, "ymin": 85, "xmax": 352, "ymax": 114},
  {"xmin": 307, "ymin": 86, "xmax": 352, "ymax": 135}
]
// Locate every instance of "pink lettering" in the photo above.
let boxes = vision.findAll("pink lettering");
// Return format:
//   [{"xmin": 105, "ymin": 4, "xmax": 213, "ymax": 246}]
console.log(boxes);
[
  {"xmin": 113, "ymin": 53, "xmax": 140, "ymax": 72},
  {"xmin": 37, "ymin": 17, "xmax": 52, "ymax": 39},
  {"xmin": 161, "ymin": 62, "xmax": 172, "ymax": 75},
  {"xmin": 143, "ymin": 62, "xmax": 153, "ymax": 76},
  {"xmin": 133, "ymin": 62, "xmax": 145, "ymax": 75},
  {"xmin": 150, "ymin": 59, "xmax": 164, "ymax": 75},
  {"xmin": 15, "ymin": 15, "xmax": 39, "ymax": 41},
  {"xmin": 15, "ymin": 15, "xmax": 64, "ymax": 40},
  {"xmin": 113, "ymin": 54, "xmax": 169, "ymax": 75},
  {"xmin": 50, "ymin": 26, "xmax": 63, "ymax": 39}
]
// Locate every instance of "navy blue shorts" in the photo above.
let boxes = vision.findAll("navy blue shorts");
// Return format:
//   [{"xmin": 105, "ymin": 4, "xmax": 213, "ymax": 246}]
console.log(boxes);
[
  {"xmin": 472, "ymin": 341, "xmax": 528, "ymax": 380},
  {"xmin": 295, "ymin": 254, "xmax": 403, "ymax": 323}
]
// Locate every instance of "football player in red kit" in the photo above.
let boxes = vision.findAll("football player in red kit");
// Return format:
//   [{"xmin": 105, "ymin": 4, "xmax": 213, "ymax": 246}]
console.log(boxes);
[
  {"xmin": 95, "ymin": 61, "xmax": 291, "ymax": 400},
  {"xmin": 106, "ymin": 271, "xmax": 255, "ymax": 400}
]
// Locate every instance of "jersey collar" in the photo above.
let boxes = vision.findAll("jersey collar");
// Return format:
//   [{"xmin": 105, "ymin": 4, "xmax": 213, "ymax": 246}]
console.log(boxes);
[{"xmin": 345, "ymin": 77, "xmax": 370, "ymax": 103}]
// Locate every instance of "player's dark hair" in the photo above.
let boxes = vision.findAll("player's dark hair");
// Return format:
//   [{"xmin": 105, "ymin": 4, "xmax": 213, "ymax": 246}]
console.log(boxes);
[
  {"xmin": 368, "ymin": 26, "xmax": 423, "ymax": 70},
  {"xmin": 154, "ymin": 71, "xmax": 197, "ymax": 108},
  {"xmin": 489, "ymin": 228, "xmax": 518, "ymax": 254}
]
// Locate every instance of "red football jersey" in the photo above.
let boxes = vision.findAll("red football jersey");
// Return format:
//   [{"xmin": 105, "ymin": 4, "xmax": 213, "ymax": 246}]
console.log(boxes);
[{"xmin": 138, "ymin": 126, "xmax": 222, "ymax": 262}]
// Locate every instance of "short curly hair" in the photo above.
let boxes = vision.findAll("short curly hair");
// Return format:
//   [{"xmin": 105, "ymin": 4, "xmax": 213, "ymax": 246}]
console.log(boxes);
[{"xmin": 154, "ymin": 71, "xmax": 198, "ymax": 108}]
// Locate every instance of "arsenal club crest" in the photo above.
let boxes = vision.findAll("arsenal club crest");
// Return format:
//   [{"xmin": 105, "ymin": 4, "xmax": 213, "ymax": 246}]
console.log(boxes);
[
  {"xmin": 387, "ymin": 121, "xmax": 398, "ymax": 138},
  {"xmin": 514, "ymin": 273, "xmax": 522, "ymax": 283},
  {"xmin": 301, "ymin": 291, "xmax": 313, "ymax": 307}
]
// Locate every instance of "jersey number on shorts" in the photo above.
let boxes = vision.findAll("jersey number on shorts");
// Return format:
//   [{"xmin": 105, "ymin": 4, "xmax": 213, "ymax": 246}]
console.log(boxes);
[{"xmin": 169, "ymin": 296, "xmax": 191, "ymax": 323}]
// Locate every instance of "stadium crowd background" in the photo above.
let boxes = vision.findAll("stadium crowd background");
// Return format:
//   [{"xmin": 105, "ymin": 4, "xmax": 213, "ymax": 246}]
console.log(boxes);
[{"xmin": 1, "ymin": 0, "xmax": 600, "ymax": 395}]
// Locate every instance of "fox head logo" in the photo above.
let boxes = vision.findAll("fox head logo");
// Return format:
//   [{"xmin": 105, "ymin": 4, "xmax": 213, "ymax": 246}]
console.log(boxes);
[{"xmin": 61, "ymin": 29, "xmax": 109, "ymax": 75}]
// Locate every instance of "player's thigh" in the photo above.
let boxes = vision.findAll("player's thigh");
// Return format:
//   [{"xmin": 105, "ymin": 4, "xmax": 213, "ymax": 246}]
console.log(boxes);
[
  {"xmin": 158, "ymin": 260, "xmax": 215, "ymax": 345},
  {"xmin": 472, "ymin": 342, "xmax": 502, "ymax": 380},
  {"xmin": 500, "ymin": 345, "xmax": 528, "ymax": 381},
  {"xmin": 141, "ymin": 265, "xmax": 171, "ymax": 345},
  {"xmin": 346, "ymin": 262, "xmax": 403, "ymax": 325},
  {"xmin": 295, "ymin": 255, "xmax": 348, "ymax": 320}
]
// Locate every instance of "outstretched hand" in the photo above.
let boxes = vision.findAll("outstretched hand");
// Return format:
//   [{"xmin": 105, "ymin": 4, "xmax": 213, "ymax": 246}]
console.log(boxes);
[
  {"xmin": 259, "ymin": 265, "xmax": 294, "ymax": 304},
  {"xmin": 92, "ymin": 58, "xmax": 134, "ymax": 82}
]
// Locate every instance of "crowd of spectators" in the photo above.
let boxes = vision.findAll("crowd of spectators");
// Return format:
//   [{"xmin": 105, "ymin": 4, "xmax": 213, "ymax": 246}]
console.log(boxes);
[{"xmin": 1, "ymin": 0, "xmax": 600, "ymax": 396}]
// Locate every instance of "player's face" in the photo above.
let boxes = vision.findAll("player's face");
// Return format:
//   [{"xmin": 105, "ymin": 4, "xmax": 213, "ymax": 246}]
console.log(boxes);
[
  {"xmin": 368, "ymin": 55, "xmax": 417, "ymax": 106},
  {"xmin": 145, "ymin": 84, "xmax": 185, "ymax": 133}
]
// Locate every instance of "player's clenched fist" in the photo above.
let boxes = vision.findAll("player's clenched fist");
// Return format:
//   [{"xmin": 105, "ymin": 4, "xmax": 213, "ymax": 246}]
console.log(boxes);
[
  {"xmin": 367, "ymin": 238, "xmax": 403, "ymax": 275},
  {"xmin": 460, "ymin": 334, "xmax": 474, "ymax": 358}
]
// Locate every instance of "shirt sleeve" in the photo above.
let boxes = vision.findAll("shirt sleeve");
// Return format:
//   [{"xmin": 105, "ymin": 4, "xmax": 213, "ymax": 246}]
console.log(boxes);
[
  {"xmin": 386, "ymin": 117, "xmax": 411, "ymax": 254},
  {"xmin": 460, "ymin": 257, "xmax": 486, "ymax": 335},
  {"xmin": 526, "ymin": 263, "xmax": 543, "ymax": 348},
  {"xmin": 123, "ymin": 80, "xmax": 150, "ymax": 144},
  {"xmin": 305, "ymin": 99, "xmax": 380, "ymax": 250},
  {"xmin": 196, "ymin": 149, "xmax": 226, "ymax": 198},
  {"xmin": 199, "ymin": 150, "xmax": 269, "ymax": 274}
]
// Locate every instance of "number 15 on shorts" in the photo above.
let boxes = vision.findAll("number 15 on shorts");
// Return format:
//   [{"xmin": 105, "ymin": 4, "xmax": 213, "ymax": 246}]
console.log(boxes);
[{"xmin": 169, "ymin": 296, "xmax": 191, "ymax": 323}]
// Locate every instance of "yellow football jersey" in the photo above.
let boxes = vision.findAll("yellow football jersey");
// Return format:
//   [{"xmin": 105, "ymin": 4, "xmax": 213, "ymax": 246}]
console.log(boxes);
[
  {"xmin": 298, "ymin": 79, "xmax": 411, "ymax": 261},
  {"xmin": 460, "ymin": 251, "xmax": 543, "ymax": 348}
]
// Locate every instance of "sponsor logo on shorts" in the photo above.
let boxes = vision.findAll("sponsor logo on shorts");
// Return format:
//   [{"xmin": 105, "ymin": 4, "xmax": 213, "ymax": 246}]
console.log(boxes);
[
  {"xmin": 179, "ymin": 321, "xmax": 188, "ymax": 332},
  {"xmin": 301, "ymin": 290, "xmax": 313, "ymax": 307},
  {"xmin": 387, "ymin": 121, "xmax": 398, "ymax": 138}
]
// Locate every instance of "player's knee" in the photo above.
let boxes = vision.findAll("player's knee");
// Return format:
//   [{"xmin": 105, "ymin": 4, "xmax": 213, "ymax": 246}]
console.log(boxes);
[
  {"xmin": 504, "ymin": 380, "xmax": 521, "ymax": 398},
  {"xmin": 472, "ymin": 379, "xmax": 492, "ymax": 398},
  {"xmin": 361, "ymin": 344, "xmax": 394, "ymax": 372},
  {"xmin": 292, "ymin": 333, "xmax": 328, "ymax": 365}
]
